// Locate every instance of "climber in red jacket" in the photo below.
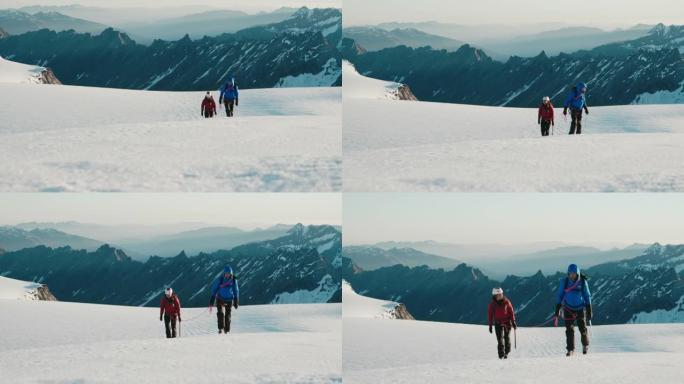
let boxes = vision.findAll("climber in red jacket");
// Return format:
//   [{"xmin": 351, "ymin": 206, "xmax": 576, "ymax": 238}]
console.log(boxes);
[
  {"xmin": 160, "ymin": 287, "xmax": 182, "ymax": 338},
  {"xmin": 201, "ymin": 91, "xmax": 217, "ymax": 118},
  {"xmin": 538, "ymin": 96, "xmax": 555, "ymax": 136},
  {"xmin": 488, "ymin": 287, "xmax": 517, "ymax": 359}
]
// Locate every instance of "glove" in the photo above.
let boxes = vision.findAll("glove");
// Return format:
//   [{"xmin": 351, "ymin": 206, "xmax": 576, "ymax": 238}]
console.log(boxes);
[
  {"xmin": 552, "ymin": 121, "xmax": 555, "ymax": 126},
  {"xmin": 208, "ymin": 303, "xmax": 213, "ymax": 314},
  {"xmin": 538, "ymin": 120, "xmax": 541, "ymax": 125},
  {"xmin": 235, "ymin": 99, "xmax": 239, "ymax": 106},
  {"xmin": 511, "ymin": 320, "xmax": 517, "ymax": 329},
  {"xmin": 488, "ymin": 325, "xmax": 492, "ymax": 334},
  {"xmin": 554, "ymin": 303, "xmax": 562, "ymax": 318},
  {"xmin": 159, "ymin": 315, "xmax": 162, "ymax": 321},
  {"xmin": 584, "ymin": 107, "xmax": 589, "ymax": 115},
  {"xmin": 178, "ymin": 316, "xmax": 182, "ymax": 322},
  {"xmin": 563, "ymin": 109, "xmax": 567, "ymax": 116},
  {"xmin": 585, "ymin": 305, "xmax": 592, "ymax": 321},
  {"xmin": 233, "ymin": 299, "xmax": 239, "ymax": 309},
  {"xmin": 219, "ymin": 98, "xmax": 223, "ymax": 104}
]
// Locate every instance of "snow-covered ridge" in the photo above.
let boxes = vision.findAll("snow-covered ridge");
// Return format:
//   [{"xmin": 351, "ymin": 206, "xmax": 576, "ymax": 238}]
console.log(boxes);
[
  {"xmin": 0, "ymin": 56, "xmax": 61, "ymax": 84},
  {"xmin": 0, "ymin": 276, "xmax": 57, "ymax": 301},
  {"xmin": 343, "ymin": 60, "xmax": 417, "ymax": 100},
  {"xmin": 343, "ymin": 280, "xmax": 413, "ymax": 319}
]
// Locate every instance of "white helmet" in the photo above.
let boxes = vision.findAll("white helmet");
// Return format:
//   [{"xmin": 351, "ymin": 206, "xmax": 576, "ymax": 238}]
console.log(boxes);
[
  {"xmin": 165, "ymin": 287, "xmax": 173, "ymax": 297},
  {"xmin": 542, "ymin": 96, "xmax": 550, "ymax": 102},
  {"xmin": 492, "ymin": 287, "xmax": 504, "ymax": 295}
]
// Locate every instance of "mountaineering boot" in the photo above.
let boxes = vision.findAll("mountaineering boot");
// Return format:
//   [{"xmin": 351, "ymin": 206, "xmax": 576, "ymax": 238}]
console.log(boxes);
[
  {"xmin": 566, "ymin": 350, "xmax": 574, "ymax": 357},
  {"xmin": 504, "ymin": 354, "xmax": 508, "ymax": 359},
  {"xmin": 218, "ymin": 329, "xmax": 223, "ymax": 334},
  {"xmin": 583, "ymin": 346, "xmax": 588, "ymax": 355}
]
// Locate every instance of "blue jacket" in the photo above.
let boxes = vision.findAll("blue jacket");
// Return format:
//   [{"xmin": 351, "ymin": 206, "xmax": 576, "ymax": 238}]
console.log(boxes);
[
  {"xmin": 210, "ymin": 266, "xmax": 239, "ymax": 303},
  {"xmin": 220, "ymin": 79, "xmax": 239, "ymax": 101},
  {"xmin": 556, "ymin": 265, "xmax": 591, "ymax": 310},
  {"xmin": 563, "ymin": 82, "xmax": 587, "ymax": 110}
]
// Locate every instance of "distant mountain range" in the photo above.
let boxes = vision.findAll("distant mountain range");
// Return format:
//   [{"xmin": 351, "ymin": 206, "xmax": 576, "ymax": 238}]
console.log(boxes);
[
  {"xmin": 0, "ymin": 7, "xmax": 342, "ymax": 90},
  {"xmin": 345, "ymin": 24, "xmax": 684, "ymax": 106},
  {"xmin": 343, "ymin": 27, "xmax": 464, "ymax": 52},
  {"xmin": 343, "ymin": 246, "xmax": 462, "ymax": 271},
  {"xmin": 343, "ymin": 243, "xmax": 684, "ymax": 325},
  {"xmin": 0, "ymin": 224, "xmax": 342, "ymax": 306},
  {"xmin": 119, "ymin": 8, "xmax": 299, "ymax": 42},
  {"xmin": 0, "ymin": 226, "xmax": 103, "ymax": 252},
  {"xmin": 363, "ymin": 241, "xmax": 647, "ymax": 278},
  {"xmin": 117, "ymin": 225, "xmax": 292, "ymax": 258},
  {"xmin": 0, "ymin": 9, "xmax": 108, "ymax": 35}
]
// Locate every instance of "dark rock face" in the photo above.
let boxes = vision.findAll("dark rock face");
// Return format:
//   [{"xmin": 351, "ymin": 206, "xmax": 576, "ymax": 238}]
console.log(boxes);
[
  {"xmin": 343, "ymin": 243, "xmax": 684, "ymax": 326},
  {"xmin": 0, "ymin": 8, "xmax": 342, "ymax": 90},
  {"xmin": 345, "ymin": 25, "xmax": 684, "ymax": 107},
  {"xmin": 0, "ymin": 225, "xmax": 342, "ymax": 307}
]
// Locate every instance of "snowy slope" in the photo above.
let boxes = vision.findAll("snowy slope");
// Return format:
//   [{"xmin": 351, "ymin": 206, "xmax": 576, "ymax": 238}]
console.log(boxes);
[
  {"xmin": 344, "ymin": 66, "xmax": 684, "ymax": 192},
  {"xmin": 0, "ymin": 300, "xmax": 341, "ymax": 383},
  {"xmin": 342, "ymin": 60, "xmax": 403, "ymax": 100},
  {"xmin": 0, "ymin": 276, "xmax": 50, "ymax": 300},
  {"xmin": 344, "ymin": 318, "xmax": 684, "ymax": 384},
  {"xmin": 0, "ymin": 84, "xmax": 341, "ymax": 191},
  {"xmin": 0, "ymin": 56, "xmax": 59, "ymax": 84},
  {"xmin": 343, "ymin": 280, "xmax": 405, "ymax": 319}
]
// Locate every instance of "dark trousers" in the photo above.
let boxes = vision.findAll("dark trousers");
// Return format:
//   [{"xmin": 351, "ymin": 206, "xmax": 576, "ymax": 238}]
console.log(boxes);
[
  {"xmin": 223, "ymin": 100, "xmax": 235, "ymax": 117},
  {"xmin": 564, "ymin": 307, "xmax": 589, "ymax": 351},
  {"xmin": 204, "ymin": 110, "xmax": 214, "ymax": 118},
  {"xmin": 494, "ymin": 323, "xmax": 511, "ymax": 357},
  {"xmin": 164, "ymin": 313, "xmax": 177, "ymax": 338},
  {"xmin": 216, "ymin": 299, "xmax": 233, "ymax": 332},
  {"xmin": 540, "ymin": 120, "xmax": 551, "ymax": 136},
  {"xmin": 569, "ymin": 109, "xmax": 583, "ymax": 134}
]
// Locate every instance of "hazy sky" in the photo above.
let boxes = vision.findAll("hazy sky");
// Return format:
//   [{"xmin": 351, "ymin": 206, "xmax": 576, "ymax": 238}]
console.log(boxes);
[
  {"xmin": 4, "ymin": 0, "xmax": 340, "ymax": 12},
  {"xmin": 344, "ymin": 194, "xmax": 684, "ymax": 245},
  {"xmin": 0, "ymin": 193, "xmax": 341, "ymax": 228},
  {"xmin": 344, "ymin": 0, "xmax": 684, "ymax": 28}
]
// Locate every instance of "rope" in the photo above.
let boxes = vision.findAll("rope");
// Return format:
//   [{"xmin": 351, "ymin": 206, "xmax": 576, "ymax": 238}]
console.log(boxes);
[
  {"xmin": 529, "ymin": 315, "xmax": 557, "ymax": 327},
  {"xmin": 180, "ymin": 309, "xmax": 211, "ymax": 323}
]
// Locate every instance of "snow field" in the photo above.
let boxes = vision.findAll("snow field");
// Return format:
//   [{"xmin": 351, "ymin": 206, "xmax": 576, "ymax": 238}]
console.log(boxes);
[
  {"xmin": 0, "ymin": 83, "xmax": 341, "ymax": 192},
  {"xmin": 344, "ymin": 318, "xmax": 684, "ymax": 384},
  {"xmin": 343, "ymin": 65, "xmax": 684, "ymax": 192},
  {"xmin": 0, "ymin": 299, "xmax": 342, "ymax": 383}
]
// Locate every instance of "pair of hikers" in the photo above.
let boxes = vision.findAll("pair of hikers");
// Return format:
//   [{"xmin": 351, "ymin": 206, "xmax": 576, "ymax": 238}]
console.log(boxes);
[
  {"xmin": 200, "ymin": 77, "xmax": 240, "ymax": 118},
  {"xmin": 158, "ymin": 265, "xmax": 240, "ymax": 337},
  {"xmin": 488, "ymin": 263, "xmax": 593, "ymax": 358},
  {"xmin": 537, "ymin": 82, "xmax": 590, "ymax": 136}
]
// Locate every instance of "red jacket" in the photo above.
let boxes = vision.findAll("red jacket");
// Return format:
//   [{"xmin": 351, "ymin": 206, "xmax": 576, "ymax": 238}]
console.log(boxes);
[
  {"xmin": 160, "ymin": 294, "xmax": 181, "ymax": 318},
  {"xmin": 538, "ymin": 103, "xmax": 554, "ymax": 124},
  {"xmin": 488, "ymin": 298, "xmax": 515, "ymax": 326},
  {"xmin": 201, "ymin": 97, "xmax": 217, "ymax": 115}
]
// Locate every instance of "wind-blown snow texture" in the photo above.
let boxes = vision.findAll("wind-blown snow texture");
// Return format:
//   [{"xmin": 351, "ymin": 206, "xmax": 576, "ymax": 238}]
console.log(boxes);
[
  {"xmin": 0, "ymin": 84, "xmax": 341, "ymax": 192},
  {"xmin": 0, "ymin": 300, "xmax": 341, "ymax": 383},
  {"xmin": 344, "ymin": 318, "xmax": 684, "ymax": 384},
  {"xmin": 344, "ymin": 66, "xmax": 684, "ymax": 192}
]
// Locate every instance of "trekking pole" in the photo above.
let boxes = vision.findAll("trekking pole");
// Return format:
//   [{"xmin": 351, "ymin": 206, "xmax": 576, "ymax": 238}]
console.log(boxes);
[
  {"xmin": 179, "ymin": 319, "xmax": 181, "ymax": 338},
  {"xmin": 514, "ymin": 328, "xmax": 517, "ymax": 350}
]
